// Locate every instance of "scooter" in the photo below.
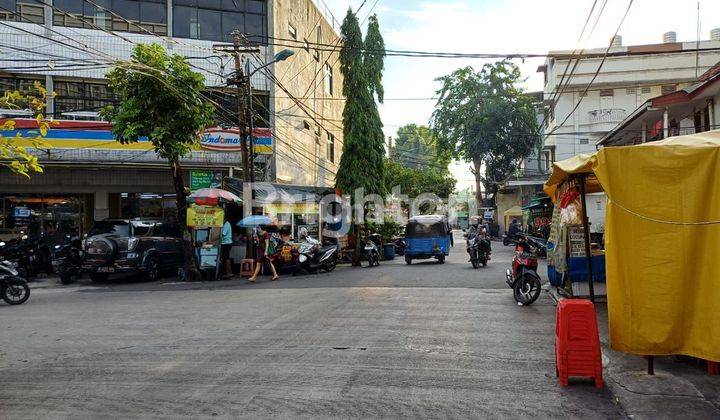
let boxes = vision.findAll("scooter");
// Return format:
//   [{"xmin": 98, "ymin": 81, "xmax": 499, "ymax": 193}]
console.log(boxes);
[
  {"xmin": 363, "ymin": 233, "xmax": 381, "ymax": 267},
  {"xmin": 298, "ymin": 241, "xmax": 338, "ymax": 273},
  {"xmin": 505, "ymin": 235, "xmax": 542, "ymax": 306},
  {"xmin": 0, "ymin": 259, "xmax": 30, "ymax": 305},
  {"xmin": 52, "ymin": 236, "xmax": 84, "ymax": 285},
  {"xmin": 393, "ymin": 236, "xmax": 406, "ymax": 256}
]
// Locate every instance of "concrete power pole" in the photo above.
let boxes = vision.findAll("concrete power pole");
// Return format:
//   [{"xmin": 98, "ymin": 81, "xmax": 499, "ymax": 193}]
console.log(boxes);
[{"xmin": 231, "ymin": 32, "xmax": 250, "ymax": 183}]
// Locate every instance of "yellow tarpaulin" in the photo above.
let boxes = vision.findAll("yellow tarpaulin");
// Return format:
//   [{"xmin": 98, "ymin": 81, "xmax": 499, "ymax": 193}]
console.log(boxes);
[{"xmin": 544, "ymin": 130, "xmax": 720, "ymax": 362}]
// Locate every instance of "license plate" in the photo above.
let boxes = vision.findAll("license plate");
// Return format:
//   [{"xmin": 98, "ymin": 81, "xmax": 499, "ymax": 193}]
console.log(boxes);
[{"xmin": 96, "ymin": 267, "xmax": 114, "ymax": 273}]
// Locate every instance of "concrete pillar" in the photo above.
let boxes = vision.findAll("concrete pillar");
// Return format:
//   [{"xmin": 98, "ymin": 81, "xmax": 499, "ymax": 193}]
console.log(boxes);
[
  {"xmin": 94, "ymin": 191, "xmax": 110, "ymax": 221},
  {"xmin": 166, "ymin": 0, "xmax": 173, "ymax": 37},
  {"xmin": 45, "ymin": 75, "xmax": 54, "ymax": 117},
  {"xmin": 709, "ymin": 99, "xmax": 716, "ymax": 128},
  {"xmin": 663, "ymin": 109, "xmax": 669, "ymax": 139},
  {"xmin": 641, "ymin": 121, "xmax": 647, "ymax": 143}
]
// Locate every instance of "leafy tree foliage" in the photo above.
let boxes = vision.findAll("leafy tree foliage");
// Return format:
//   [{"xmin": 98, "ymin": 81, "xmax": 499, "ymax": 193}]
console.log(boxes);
[
  {"xmin": 391, "ymin": 124, "xmax": 450, "ymax": 170},
  {"xmin": 431, "ymin": 61, "xmax": 538, "ymax": 202},
  {"xmin": 335, "ymin": 10, "xmax": 386, "ymax": 197},
  {"xmin": 384, "ymin": 160, "xmax": 455, "ymax": 200},
  {"xmin": 102, "ymin": 43, "xmax": 214, "ymax": 279},
  {"xmin": 0, "ymin": 82, "xmax": 52, "ymax": 176}
]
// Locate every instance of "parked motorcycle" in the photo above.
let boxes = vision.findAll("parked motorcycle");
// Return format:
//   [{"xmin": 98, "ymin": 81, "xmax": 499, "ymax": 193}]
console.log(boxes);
[
  {"xmin": 363, "ymin": 233, "xmax": 381, "ymax": 267},
  {"xmin": 0, "ymin": 235, "xmax": 52, "ymax": 279},
  {"xmin": 466, "ymin": 231, "xmax": 491, "ymax": 269},
  {"xmin": 505, "ymin": 235, "xmax": 542, "ymax": 306},
  {"xmin": 298, "ymin": 241, "xmax": 339, "ymax": 273},
  {"xmin": 0, "ymin": 259, "xmax": 30, "ymax": 305},
  {"xmin": 393, "ymin": 236, "xmax": 406, "ymax": 256},
  {"xmin": 52, "ymin": 236, "xmax": 84, "ymax": 285},
  {"xmin": 525, "ymin": 235, "xmax": 547, "ymax": 258}
]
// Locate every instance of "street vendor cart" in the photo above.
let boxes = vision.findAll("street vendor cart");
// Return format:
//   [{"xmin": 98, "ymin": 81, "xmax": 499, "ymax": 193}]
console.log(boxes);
[
  {"xmin": 186, "ymin": 188, "xmax": 241, "ymax": 281},
  {"xmin": 543, "ymin": 130, "xmax": 720, "ymax": 371}
]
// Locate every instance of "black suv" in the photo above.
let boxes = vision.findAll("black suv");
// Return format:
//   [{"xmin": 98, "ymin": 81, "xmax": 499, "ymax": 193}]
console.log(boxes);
[{"xmin": 82, "ymin": 218, "xmax": 183, "ymax": 282}]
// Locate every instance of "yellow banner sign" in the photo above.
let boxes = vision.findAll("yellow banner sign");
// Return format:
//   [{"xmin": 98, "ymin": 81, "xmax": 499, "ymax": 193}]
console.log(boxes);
[{"xmin": 187, "ymin": 205, "xmax": 224, "ymax": 228}]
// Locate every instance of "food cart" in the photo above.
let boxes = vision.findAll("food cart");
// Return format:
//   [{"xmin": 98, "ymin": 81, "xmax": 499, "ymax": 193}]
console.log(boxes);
[
  {"xmin": 543, "ymin": 130, "xmax": 720, "ymax": 370},
  {"xmin": 186, "ymin": 188, "xmax": 241, "ymax": 281}
]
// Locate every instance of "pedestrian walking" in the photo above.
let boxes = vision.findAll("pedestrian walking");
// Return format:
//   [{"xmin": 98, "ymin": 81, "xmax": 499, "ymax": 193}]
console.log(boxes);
[{"xmin": 248, "ymin": 225, "xmax": 279, "ymax": 282}]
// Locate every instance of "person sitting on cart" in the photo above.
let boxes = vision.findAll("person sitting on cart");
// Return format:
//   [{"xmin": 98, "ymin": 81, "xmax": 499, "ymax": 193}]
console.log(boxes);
[{"xmin": 248, "ymin": 224, "xmax": 279, "ymax": 282}]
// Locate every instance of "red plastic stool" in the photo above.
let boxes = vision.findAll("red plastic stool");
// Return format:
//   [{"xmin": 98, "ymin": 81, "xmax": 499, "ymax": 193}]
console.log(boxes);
[
  {"xmin": 555, "ymin": 299, "xmax": 603, "ymax": 388},
  {"xmin": 708, "ymin": 361, "xmax": 719, "ymax": 375},
  {"xmin": 239, "ymin": 259, "xmax": 255, "ymax": 278}
]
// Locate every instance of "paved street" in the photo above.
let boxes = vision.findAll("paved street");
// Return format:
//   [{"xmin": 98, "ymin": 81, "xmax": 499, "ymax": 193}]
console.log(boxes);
[{"xmin": 0, "ymin": 233, "xmax": 622, "ymax": 418}]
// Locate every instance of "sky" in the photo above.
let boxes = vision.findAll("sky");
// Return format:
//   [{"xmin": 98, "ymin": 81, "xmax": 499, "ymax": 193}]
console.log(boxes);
[{"xmin": 322, "ymin": 0, "xmax": 720, "ymax": 189}]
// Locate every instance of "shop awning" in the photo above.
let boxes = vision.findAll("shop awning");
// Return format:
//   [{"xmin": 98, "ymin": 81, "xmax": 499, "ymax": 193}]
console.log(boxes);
[
  {"xmin": 223, "ymin": 178, "xmax": 335, "ymax": 205},
  {"xmin": 503, "ymin": 206, "xmax": 523, "ymax": 217},
  {"xmin": 543, "ymin": 129, "xmax": 720, "ymax": 362}
]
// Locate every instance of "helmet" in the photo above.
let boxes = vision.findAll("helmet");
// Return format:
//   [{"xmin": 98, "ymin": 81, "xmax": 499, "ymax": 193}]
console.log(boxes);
[{"xmin": 298, "ymin": 227, "xmax": 308, "ymax": 240}]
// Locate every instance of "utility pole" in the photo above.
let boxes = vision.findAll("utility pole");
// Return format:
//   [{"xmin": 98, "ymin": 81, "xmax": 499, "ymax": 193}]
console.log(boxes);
[{"xmin": 232, "ymin": 32, "xmax": 250, "ymax": 183}]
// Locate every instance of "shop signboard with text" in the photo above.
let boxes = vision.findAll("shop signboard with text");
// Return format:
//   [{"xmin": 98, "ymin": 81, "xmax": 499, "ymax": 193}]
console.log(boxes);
[
  {"xmin": 199, "ymin": 127, "xmax": 273, "ymax": 154},
  {"xmin": 186, "ymin": 205, "xmax": 224, "ymax": 228},
  {"xmin": 190, "ymin": 170, "xmax": 222, "ymax": 191}
]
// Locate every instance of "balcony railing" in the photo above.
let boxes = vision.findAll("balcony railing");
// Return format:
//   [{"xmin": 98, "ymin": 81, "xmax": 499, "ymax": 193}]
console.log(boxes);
[{"xmin": 587, "ymin": 108, "xmax": 627, "ymax": 124}]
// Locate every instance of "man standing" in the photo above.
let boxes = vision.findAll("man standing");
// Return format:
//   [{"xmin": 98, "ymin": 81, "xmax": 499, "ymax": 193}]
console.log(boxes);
[{"xmin": 221, "ymin": 219, "xmax": 233, "ymax": 278}]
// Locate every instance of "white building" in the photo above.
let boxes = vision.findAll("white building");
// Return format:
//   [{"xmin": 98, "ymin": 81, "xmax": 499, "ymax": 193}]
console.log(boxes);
[{"xmin": 538, "ymin": 30, "xmax": 720, "ymax": 163}]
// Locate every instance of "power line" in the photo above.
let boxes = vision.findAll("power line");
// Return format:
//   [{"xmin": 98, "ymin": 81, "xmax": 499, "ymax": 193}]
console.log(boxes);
[{"xmin": 548, "ymin": 0, "xmax": 634, "ymax": 138}]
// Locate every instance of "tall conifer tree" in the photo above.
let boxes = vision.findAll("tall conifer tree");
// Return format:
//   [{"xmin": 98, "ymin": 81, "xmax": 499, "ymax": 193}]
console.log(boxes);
[{"xmin": 335, "ymin": 10, "xmax": 386, "ymax": 197}]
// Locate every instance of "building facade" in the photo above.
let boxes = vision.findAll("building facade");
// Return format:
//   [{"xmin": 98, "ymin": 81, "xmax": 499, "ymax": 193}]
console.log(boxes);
[
  {"xmin": 538, "ymin": 31, "xmax": 720, "ymax": 162},
  {"xmin": 0, "ymin": 0, "xmax": 344, "ymax": 238}
]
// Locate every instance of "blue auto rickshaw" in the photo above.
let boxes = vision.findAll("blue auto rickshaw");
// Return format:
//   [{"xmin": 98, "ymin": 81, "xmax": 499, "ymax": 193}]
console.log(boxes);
[{"xmin": 404, "ymin": 215, "xmax": 452, "ymax": 264}]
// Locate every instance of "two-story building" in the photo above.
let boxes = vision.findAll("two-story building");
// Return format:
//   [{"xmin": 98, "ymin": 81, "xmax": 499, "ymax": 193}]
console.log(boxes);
[{"xmin": 0, "ymin": 0, "xmax": 344, "ymax": 237}]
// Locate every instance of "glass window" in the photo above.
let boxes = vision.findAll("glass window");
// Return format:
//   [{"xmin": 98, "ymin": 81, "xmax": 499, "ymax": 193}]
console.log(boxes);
[
  {"xmin": 247, "ymin": 0, "xmax": 263, "ymax": 13},
  {"xmin": 112, "ymin": 0, "xmax": 139, "ymax": 20},
  {"xmin": 196, "ymin": 0, "xmax": 221, "ymax": 9},
  {"xmin": 172, "ymin": 5, "xmax": 195, "ymax": 38},
  {"xmin": 220, "ymin": 0, "xmax": 240, "ymax": 11},
  {"xmin": 198, "ymin": 8, "xmax": 221, "ymax": 41},
  {"xmin": 221, "ymin": 11, "xmax": 243, "ymax": 41},
  {"xmin": 324, "ymin": 64, "xmax": 333, "ymax": 96},
  {"xmin": 326, "ymin": 132, "xmax": 334, "ymax": 162},
  {"xmin": 16, "ymin": 1, "xmax": 44, "ymax": 23},
  {"xmin": 140, "ymin": 1, "xmax": 165, "ymax": 23},
  {"xmin": 245, "ymin": 12, "xmax": 263, "ymax": 37},
  {"xmin": 54, "ymin": 0, "xmax": 83, "ymax": 14},
  {"xmin": 89, "ymin": 221, "xmax": 130, "ymax": 237}
]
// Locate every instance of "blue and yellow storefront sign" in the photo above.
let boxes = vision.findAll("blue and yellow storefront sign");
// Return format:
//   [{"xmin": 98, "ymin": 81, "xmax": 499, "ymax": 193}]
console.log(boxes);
[{"xmin": 0, "ymin": 121, "xmax": 273, "ymax": 154}]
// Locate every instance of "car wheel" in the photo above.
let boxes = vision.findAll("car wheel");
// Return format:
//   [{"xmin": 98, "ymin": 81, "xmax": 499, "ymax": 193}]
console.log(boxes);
[
  {"xmin": 438, "ymin": 255, "xmax": 445, "ymax": 264},
  {"xmin": 144, "ymin": 257, "xmax": 160, "ymax": 282},
  {"xmin": 90, "ymin": 273, "xmax": 109, "ymax": 282},
  {"xmin": 405, "ymin": 255, "xmax": 412, "ymax": 265}
]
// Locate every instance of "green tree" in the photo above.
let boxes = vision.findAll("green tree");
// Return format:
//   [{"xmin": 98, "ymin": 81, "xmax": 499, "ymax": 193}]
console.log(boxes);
[
  {"xmin": 102, "ymin": 43, "xmax": 214, "ymax": 278},
  {"xmin": 0, "ymin": 82, "xmax": 52, "ymax": 176},
  {"xmin": 391, "ymin": 124, "xmax": 450, "ymax": 170},
  {"xmin": 431, "ymin": 61, "xmax": 538, "ymax": 203},
  {"xmin": 384, "ymin": 160, "xmax": 455, "ymax": 199},
  {"xmin": 335, "ymin": 10, "xmax": 386, "ymax": 197}
]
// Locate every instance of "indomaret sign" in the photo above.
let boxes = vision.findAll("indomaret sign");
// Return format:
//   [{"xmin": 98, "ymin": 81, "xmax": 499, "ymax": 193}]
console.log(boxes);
[{"xmin": 200, "ymin": 127, "xmax": 273, "ymax": 154}]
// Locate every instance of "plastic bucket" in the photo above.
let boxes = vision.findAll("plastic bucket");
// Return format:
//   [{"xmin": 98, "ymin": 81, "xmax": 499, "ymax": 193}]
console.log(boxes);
[{"xmin": 383, "ymin": 243, "xmax": 395, "ymax": 260}]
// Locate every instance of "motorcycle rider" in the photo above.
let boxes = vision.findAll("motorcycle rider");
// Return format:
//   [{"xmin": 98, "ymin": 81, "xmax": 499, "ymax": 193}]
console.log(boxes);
[{"xmin": 298, "ymin": 227, "xmax": 318, "ymax": 245}]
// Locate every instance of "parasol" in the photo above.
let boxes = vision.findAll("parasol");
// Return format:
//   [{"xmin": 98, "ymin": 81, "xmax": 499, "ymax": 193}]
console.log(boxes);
[{"xmin": 187, "ymin": 188, "xmax": 242, "ymax": 206}]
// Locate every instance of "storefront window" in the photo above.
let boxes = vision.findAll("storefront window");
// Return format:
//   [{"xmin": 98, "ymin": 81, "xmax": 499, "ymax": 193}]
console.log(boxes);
[
  {"xmin": 0, "ymin": 194, "xmax": 88, "ymax": 240},
  {"xmin": 293, "ymin": 212, "xmax": 318, "ymax": 240},
  {"xmin": 119, "ymin": 193, "xmax": 178, "ymax": 222}
]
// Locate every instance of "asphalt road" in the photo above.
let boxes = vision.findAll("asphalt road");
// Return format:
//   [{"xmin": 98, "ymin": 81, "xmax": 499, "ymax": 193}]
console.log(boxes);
[{"xmin": 0, "ymin": 232, "xmax": 623, "ymax": 418}]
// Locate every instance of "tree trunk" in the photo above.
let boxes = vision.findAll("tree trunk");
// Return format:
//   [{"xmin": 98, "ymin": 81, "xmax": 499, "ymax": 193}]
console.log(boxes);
[
  {"xmin": 171, "ymin": 159, "xmax": 200, "ymax": 281},
  {"xmin": 473, "ymin": 158, "xmax": 483, "ymax": 205}
]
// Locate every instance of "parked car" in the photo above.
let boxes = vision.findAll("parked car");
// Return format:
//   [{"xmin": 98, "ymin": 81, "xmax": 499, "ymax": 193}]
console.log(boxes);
[{"xmin": 82, "ymin": 218, "xmax": 183, "ymax": 282}]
